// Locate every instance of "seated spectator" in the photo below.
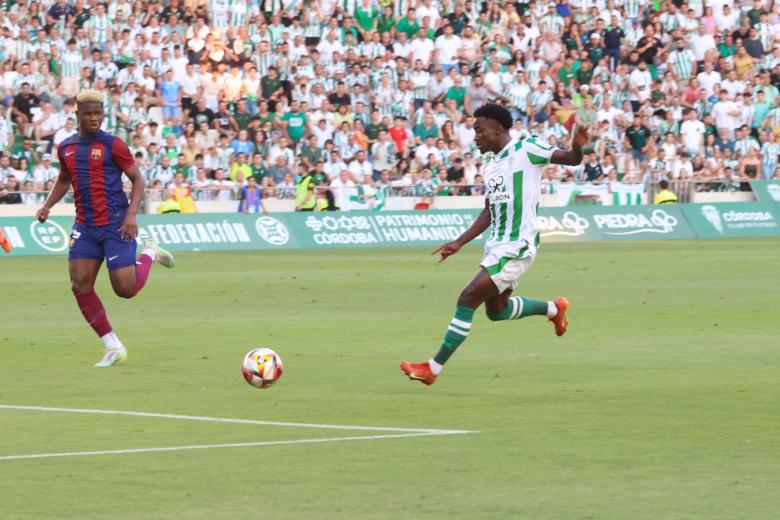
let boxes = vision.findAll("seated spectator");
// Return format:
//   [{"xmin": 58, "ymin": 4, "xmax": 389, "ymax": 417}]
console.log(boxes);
[{"xmin": 158, "ymin": 190, "xmax": 182, "ymax": 214}]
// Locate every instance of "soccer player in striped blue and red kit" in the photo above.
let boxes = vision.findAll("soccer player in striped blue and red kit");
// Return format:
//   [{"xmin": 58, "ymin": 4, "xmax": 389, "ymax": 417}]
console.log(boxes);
[{"xmin": 36, "ymin": 90, "xmax": 175, "ymax": 367}]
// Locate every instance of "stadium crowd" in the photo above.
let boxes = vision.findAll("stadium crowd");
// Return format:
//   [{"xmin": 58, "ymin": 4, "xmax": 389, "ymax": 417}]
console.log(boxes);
[{"xmin": 0, "ymin": 0, "xmax": 779, "ymax": 211}]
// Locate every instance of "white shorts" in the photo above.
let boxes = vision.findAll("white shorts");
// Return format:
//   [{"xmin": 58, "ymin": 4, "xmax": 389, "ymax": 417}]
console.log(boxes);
[{"xmin": 480, "ymin": 243, "xmax": 537, "ymax": 293}]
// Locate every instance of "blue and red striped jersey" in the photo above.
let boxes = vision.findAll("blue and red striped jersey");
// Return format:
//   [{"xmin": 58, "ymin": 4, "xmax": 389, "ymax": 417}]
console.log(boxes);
[{"xmin": 57, "ymin": 130, "xmax": 135, "ymax": 227}]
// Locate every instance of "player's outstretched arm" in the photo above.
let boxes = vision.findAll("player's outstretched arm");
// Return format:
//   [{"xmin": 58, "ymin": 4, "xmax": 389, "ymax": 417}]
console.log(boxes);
[
  {"xmin": 36, "ymin": 168, "xmax": 71, "ymax": 223},
  {"xmin": 432, "ymin": 200, "xmax": 491, "ymax": 263},
  {"xmin": 550, "ymin": 125, "xmax": 589, "ymax": 166}
]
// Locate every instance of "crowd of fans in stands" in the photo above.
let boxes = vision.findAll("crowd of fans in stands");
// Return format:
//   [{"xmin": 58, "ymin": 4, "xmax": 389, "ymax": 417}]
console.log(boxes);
[{"xmin": 0, "ymin": 0, "xmax": 779, "ymax": 210}]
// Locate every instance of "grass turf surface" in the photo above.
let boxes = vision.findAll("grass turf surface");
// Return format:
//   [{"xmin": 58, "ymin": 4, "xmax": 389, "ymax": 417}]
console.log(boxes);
[{"xmin": 1, "ymin": 239, "xmax": 779, "ymax": 519}]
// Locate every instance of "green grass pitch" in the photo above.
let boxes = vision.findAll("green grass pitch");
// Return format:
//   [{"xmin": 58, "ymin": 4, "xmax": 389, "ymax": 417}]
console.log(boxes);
[{"xmin": 1, "ymin": 239, "xmax": 779, "ymax": 519}]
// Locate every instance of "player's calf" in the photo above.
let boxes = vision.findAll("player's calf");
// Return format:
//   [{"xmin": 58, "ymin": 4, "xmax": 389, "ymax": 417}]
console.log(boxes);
[{"xmin": 486, "ymin": 296, "xmax": 555, "ymax": 321}]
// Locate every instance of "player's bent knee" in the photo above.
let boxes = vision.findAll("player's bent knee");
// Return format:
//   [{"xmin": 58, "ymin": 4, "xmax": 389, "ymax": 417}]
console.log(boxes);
[
  {"xmin": 71, "ymin": 282, "xmax": 94, "ymax": 295},
  {"xmin": 114, "ymin": 287, "xmax": 136, "ymax": 299}
]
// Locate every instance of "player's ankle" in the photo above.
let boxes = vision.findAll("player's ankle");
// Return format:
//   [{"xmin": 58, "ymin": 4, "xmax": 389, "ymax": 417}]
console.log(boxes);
[
  {"xmin": 101, "ymin": 331, "xmax": 124, "ymax": 350},
  {"xmin": 546, "ymin": 301, "xmax": 558, "ymax": 318},
  {"xmin": 428, "ymin": 359, "xmax": 443, "ymax": 375}
]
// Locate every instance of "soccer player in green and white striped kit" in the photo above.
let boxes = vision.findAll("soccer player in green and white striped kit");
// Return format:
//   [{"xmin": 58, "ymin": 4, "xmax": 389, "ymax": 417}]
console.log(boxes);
[{"xmin": 401, "ymin": 103, "xmax": 588, "ymax": 385}]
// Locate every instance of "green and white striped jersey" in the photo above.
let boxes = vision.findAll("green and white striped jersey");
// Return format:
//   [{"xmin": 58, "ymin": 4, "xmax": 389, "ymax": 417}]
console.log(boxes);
[
  {"xmin": 624, "ymin": 0, "xmax": 642, "ymax": 18},
  {"xmin": 761, "ymin": 142, "xmax": 780, "ymax": 165},
  {"xmin": 89, "ymin": 14, "xmax": 110, "ymax": 43},
  {"xmin": 231, "ymin": 1, "xmax": 248, "ymax": 26},
  {"xmin": 483, "ymin": 137, "xmax": 558, "ymax": 252},
  {"xmin": 305, "ymin": 11, "xmax": 322, "ymax": 37},
  {"xmin": 667, "ymin": 49, "xmax": 695, "ymax": 79},
  {"xmin": 409, "ymin": 70, "xmax": 430, "ymax": 99}
]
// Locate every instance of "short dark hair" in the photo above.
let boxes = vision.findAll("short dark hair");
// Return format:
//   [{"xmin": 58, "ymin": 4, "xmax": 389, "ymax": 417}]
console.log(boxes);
[
  {"xmin": 473, "ymin": 103, "xmax": 513, "ymax": 130},
  {"xmin": 659, "ymin": 179, "xmax": 670, "ymax": 190}
]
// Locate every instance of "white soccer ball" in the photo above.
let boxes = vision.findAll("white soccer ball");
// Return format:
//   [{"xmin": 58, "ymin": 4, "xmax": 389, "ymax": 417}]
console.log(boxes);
[{"xmin": 242, "ymin": 348, "xmax": 283, "ymax": 389}]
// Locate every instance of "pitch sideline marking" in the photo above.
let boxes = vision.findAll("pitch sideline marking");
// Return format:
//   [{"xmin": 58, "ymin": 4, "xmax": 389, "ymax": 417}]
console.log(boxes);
[
  {"xmin": 0, "ymin": 404, "xmax": 474, "ymax": 433},
  {"xmin": 0, "ymin": 405, "xmax": 477, "ymax": 461},
  {"xmin": 0, "ymin": 432, "xmax": 470, "ymax": 461}
]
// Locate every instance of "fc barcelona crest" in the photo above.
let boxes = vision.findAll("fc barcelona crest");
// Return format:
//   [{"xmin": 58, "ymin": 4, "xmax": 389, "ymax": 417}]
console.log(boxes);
[{"xmin": 91, "ymin": 148, "xmax": 102, "ymax": 160}]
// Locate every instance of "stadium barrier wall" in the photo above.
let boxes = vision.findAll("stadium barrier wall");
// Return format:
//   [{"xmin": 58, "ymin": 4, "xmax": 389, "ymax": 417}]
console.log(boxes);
[
  {"xmin": 2, "ymin": 202, "xmax": 778, "ymax": 257},
  {"xmin": 750, "ymin": 180, "xmax": 780, "ymax": 206}
]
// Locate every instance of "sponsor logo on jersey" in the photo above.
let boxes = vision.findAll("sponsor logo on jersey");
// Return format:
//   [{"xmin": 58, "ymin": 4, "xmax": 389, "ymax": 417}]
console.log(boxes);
[
  {"xmin": 487, "ymin": 176, "xmax": 506, "ymax": 194},
  {"xmin": 69, "ymin": 229, "xmax": 82, "ymax": 248},
  {"xmin": 487, "ymin": 175, "xmax": 511, "ymax": 203}
]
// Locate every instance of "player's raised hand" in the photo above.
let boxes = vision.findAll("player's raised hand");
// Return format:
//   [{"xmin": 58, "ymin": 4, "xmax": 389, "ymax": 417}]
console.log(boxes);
[
  {"xmin": 432, "ymin": 241, "xmax": 461, "ymax": 263},
  {"xmin": 119, "ymin": 214, "xmax": 138, "ymax": 241},
  {"xmin": 35, "ymin": 206, "xmax": 50, "ymax": 223},
  {"xmin": 572, "ymin": 124, "xmax": 589, "ymax": 149}
]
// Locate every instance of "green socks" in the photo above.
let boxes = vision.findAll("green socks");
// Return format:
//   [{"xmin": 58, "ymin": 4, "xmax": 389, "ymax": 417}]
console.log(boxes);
[
  {"xmin": 433, "ymin": 305, "xmax": 475, "ymax": 365},
  {"xmin": 431, "ymin": 298, "xmax": 550, "ymax": 370},
  {"xmin": 488, "ymin": 297, "xmax": 550, "ymax": 321}
]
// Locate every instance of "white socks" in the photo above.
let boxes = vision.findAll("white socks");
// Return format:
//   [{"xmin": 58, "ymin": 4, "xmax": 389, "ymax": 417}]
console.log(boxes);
[
  {"xmin": 101, "ymin": 331, "xmax": 124, "ymax": 351},
  {"xmin": 428, "ymin": 359, "xmax": 443, "ymax": 375},
  {"xmin": 141, "ymin": 248, "xmax": 156, "ymax": 261},
  {"xmin": 546, "ymin": 301, "xmax": 558, "ymax": 318}
]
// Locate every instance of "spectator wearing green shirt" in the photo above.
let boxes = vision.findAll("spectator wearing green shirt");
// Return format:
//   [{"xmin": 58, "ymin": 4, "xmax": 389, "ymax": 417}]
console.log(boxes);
[
  {"xmin": 355, "ymin": 0, "xmax": 378, "ymax": 33},
  {"xmin": 396, "ymin": 9, "xmax": 420, "ymax": 39},
  {"xmin": 376, "ymin": 6, "xmax": 395, "ymax": 34},
  {"xmin": 625, "ymin": 118, "xmax": 653, "ymax": 163},
  {"xmin": 586, "ymin": 32, "xmax": 604, "ymax": 65},
  {"xmin": 445, "ymin": 77, "xmax": 466, "ymax": 110},
  {"xmin": 255, "ymin": 100, "xmax": 278, "ymax": 127},
  {"xmin": 364, "ymin": 111, "xmax": 388, "ymax": 145},
  {"xmin": 260, "ymin": 67, "xmax": 284, "ymax": 112},
  {"xmin": 718, "ymin": 34, "xmax": 736, "ymax": 59},
  {"xmin": 577, "ymin": 59, "xmax": 594, "ymax": 85},
  {"xmin": 281, "ymin": 100, "xmax": 308, "ymax": 144},
  {"xmin": 414, "ymin": 114, "xmax": 439, "ymax": 144},
  {"xmin": 233, "ymin": 100, "xmax": 254, "ymax": 130},
  {"xmin": 557, "ymin": 56, "xmax": 576, "ymax": 86},
  {"xmin": 250, "ymin": 153, "xmax": 267, "ymax": 184},
  {"xmin": 299, "ymin": 135, "xmax": 322, "ymax": 168}
]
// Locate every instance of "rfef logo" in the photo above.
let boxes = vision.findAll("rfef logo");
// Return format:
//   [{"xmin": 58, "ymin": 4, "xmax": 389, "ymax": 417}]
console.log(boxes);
[{"xmin": 29, "ymin": 220, "xmax": 69, "ymax": 252}]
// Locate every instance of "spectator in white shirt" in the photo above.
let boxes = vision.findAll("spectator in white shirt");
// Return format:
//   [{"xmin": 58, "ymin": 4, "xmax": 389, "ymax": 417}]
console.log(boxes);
[
  {"xmin": 348, "ymin": 150, "xmax": 373, "ymax": 182},
  {"xmin": 52, "ymin": 118, "xmax": 77, "ymax": 149},
  {"xmin": 696, "ymin": 62, "xmax": 722, "ymax": 97},
  {"xmin": 712, "ymin": 89, "xmax": 741, "ymax": 136},
  {"xmin": 689, "ymin": 25, "xmax": 716, "ymax": 62},
  {"xmin": 329, "ymin": 170, "xmax": 357, "ymax": 210},
  {"xmin": 434, "ymin": 24, "xmax": 461, "ymax": 74},
  {"xmin": 410, "ymin": 29, "xmax": 435, "ymax": 67},
  {"xmin": 680, "ymin": 108, "xmax": 706, "ymax": 155},
  {"xmin": 31, "ymin": 153, "xmax": 58, "ymax": 190}
]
